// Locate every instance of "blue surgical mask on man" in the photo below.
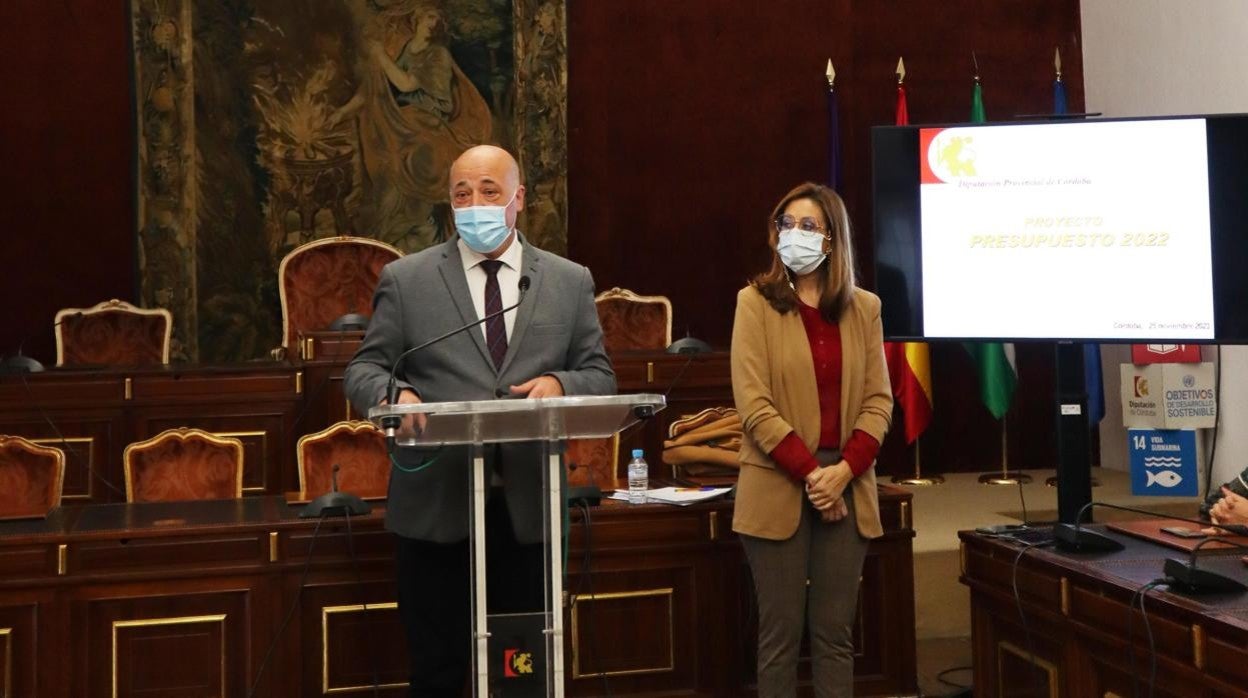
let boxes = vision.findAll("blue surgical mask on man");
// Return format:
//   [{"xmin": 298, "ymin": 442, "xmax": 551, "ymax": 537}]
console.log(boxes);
[{"xmin": 453, "ymin": 188, "xmax": 518, "ymax": 254}]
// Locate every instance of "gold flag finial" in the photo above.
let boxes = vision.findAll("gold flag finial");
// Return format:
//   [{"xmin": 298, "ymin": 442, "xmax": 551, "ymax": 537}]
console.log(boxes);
[
  {"xmin": 896, "ymin": 56, "xmax": 906, "ymax": 84},
  {"xmin": 1054, "ymin": 47, "xmax": 1063, "ymax": 81},
  {"xmin": 826, "ymin": 59, "xmax": 836, "ymax": 89},
  {"xmin": 972, "ymin": 51, "xmax": 981, "ymax": 83}
]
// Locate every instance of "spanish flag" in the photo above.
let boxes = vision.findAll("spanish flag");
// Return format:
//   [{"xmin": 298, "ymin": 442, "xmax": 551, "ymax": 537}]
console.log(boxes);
[
  {"xmin": 882, "ymin": 57, "xmax": 934, "ymax": 444},
  {"xmin": 885, "ymin": 342, "xmax": 934, "ymax": 444}
]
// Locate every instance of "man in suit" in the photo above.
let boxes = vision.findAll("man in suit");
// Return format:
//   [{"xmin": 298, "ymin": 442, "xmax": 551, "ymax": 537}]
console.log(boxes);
[{"xmin": 344, "ymin": 144, "xmax": 616, "ymax": 696}]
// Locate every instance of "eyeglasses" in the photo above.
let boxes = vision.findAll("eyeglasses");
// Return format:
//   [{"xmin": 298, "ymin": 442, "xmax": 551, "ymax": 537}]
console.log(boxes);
[{"xmin": 773, "ymin": 214, "xmax": 829, "ymax": 234}]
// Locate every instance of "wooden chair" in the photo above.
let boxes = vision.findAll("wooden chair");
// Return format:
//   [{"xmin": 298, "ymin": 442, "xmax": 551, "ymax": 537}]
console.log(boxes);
[
  {"xmin": 278, "ymin": 235, "xmax": 402, "ymax": 358},
  {"xmin": 0, "ymin": 435, "xmax": 66, "ymax": 519},
  {"xmin": 566, "ymin": 433, "xmax": 620, "ymax": 487},
  {"xmin": 594, "ymin": 287, "xmax": 673, "ymax": 353},
  {"xmin": 297, "ymin": 421, "xmax": 390, "ymax": 499},
  {"xmin": 123, "ymin": 428, "xmax": 244, "ymax": 502},
  {"xmin": 55, "ymin": 299, "xmax": 172, "ymax": 367}
]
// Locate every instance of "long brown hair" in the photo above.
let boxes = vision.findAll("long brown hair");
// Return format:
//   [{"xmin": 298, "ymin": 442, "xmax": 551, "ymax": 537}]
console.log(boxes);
[{"xmin": 751, "ymin": 182, "xmax": 857, "ymax": 323}]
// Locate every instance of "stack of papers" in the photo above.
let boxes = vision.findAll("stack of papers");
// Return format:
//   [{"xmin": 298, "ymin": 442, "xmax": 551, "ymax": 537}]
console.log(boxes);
[{"xmin": 606, "ymin": 486, "xmax": 732, "ymax": 506}]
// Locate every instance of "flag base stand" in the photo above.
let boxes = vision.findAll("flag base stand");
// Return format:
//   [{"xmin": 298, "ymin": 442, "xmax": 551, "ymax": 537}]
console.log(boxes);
[
  {"xmin": 978, "ymin": 471, "xmax": 1032, "ymax": 485},
  {"xmin": 1045, "ymin": 475, "xmax": 1099, "ymax": 488},
  {"xmin": 891, "ymin": 442, "xmax": 944, "ymax": 486},
  {"xmin": 893, "ymin": 474, "xmax": 945, "ymax": 486}
]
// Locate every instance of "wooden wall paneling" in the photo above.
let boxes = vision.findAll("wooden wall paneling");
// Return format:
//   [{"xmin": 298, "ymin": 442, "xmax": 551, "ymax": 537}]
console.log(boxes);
[
  {"xmin": 0, "ymin": 598, "xmax": 45, "ymax": 698},
  {"xmin": 566, "ymin": 561, "xmax": 700, "ymax": 695},
  {"xmin": 74, "ymin": 581, "xmax": 256, "ymax": 698},
  {"xmin": 297, "ymin": 576, "xmax": 407, "ymax": 697}
]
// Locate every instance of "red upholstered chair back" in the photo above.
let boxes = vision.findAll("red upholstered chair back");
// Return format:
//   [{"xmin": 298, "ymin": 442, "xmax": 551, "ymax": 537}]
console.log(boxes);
[
  {"xmin": 123, "ymin": 428, "xmax": 244, "ymax": 503},
  {"xmin": 594, "ymin": 287, "xmax": 672, "ymax": 353},
  {"xmin": 55, "ymin": 299, "xmax": 172, "ymax": 367},
  {"xmin": 278, "ymin": 236, "xmax": 402, "ymax": 354},
  {"xmin": 0, "ymin": 436, "xmax": 66, "ymax": 519},
  {"xmin": 565, "ymin": 433, "xmax": 620, "ymax": 487},
  {"xmin": 297, "ymin": 421, "xmax": 390, "ymax": 499}
]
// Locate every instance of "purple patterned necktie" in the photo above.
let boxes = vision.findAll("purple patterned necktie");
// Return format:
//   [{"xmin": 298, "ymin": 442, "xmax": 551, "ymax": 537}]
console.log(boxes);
[{"xmin": 480, "ymin": 260, "xmax": 508, "ymax": 370}]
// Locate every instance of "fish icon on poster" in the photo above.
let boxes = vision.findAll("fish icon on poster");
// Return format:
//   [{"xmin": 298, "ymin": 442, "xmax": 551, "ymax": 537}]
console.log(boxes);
[
  {"xmin": 1129, "ymin": 429, "xmax": 1198, "ymax": 496},
  {"xmin": 1146, "ymin": 470, "xmax": 1183, "ymax": 488}
]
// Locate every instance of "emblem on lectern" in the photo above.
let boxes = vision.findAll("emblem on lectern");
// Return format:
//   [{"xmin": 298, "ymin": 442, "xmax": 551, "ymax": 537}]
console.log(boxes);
[{"xmin": 504, "ymin": 648, "xmax": 534, "ymax": 676}]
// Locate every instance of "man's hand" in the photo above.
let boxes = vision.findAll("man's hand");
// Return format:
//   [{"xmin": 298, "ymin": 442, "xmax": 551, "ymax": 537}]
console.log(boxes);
[
  {"xmin": 819, "ymin": 497, "xmax": 849, "ymax": 523},
  {"xmin": 509, "ymin": 375, "xmax": 564, "ymax": 399},
  {"xmin": 805, "ymin": 461, "xmax": 852, "ymax": 511},
  {"xmin": 381, "ymin": 389, "xmax": 426, "ymax": 435}
]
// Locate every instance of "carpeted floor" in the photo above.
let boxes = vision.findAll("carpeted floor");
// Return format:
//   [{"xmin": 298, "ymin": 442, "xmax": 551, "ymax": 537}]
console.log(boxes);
[{"xmin": 905, "ymin": 466, "xmax": 1203, "ymax": 696}]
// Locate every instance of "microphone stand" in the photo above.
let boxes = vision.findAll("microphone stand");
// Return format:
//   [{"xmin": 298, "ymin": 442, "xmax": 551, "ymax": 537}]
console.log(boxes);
[
  {"xmin": 1162, "ymin": 536, "xmax": 1248, "ymax": 594},
  {"xmin": 380, "ymin": 277, "xmax": 531, "ymax": 442},
  {"xmin": 1053, "ymin": 500, "xmax": 1248, "ymax": 553},
  {"xmin": 301, "ymin": 463, "xmax": 370, "ymax": 518}
]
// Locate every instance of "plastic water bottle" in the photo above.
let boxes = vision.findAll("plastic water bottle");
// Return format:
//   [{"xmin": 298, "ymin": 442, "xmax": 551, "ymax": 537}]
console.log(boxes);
[{"xmin": 627, "ymin": 448, "xmax": 649, "ymax": 504}]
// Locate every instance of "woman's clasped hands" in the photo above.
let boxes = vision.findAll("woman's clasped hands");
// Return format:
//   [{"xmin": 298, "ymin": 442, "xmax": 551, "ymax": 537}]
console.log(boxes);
[{"xmin": 806, "ymin": 461, "xmax": 852, "ymax": 523}]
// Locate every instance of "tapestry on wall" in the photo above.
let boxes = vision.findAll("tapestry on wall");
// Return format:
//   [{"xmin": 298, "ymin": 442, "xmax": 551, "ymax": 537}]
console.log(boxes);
[{"xmin": 132, "ymin": 0, "xmax": 567, "ymax": 362}]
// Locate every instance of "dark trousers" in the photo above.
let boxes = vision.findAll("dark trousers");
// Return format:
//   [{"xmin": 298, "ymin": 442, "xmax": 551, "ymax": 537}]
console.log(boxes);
[{"xmin": 395, "ymin": 492, "xmax": 546, "ymax": 698}]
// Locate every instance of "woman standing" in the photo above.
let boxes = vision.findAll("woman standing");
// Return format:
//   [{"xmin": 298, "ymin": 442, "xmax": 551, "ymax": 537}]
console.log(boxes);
[{"xmin": 731, "ymin": 182, "xmax": 893, "ymax": 697}]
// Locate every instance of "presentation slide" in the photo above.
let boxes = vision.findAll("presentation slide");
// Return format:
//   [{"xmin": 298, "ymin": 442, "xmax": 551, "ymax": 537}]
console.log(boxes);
[{"xmin": 919, "ymin": 118, "xmax": 1214, "ymax": 340}]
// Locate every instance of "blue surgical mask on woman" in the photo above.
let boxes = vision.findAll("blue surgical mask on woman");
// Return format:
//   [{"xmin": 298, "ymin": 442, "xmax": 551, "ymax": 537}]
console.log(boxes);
[
  {"xmin": 776, "ymin": 228, "xmax": 828, "ymax": 276},
  {"xmin": 453, "ymin": 189, "xmax": 517, "ymax": 253}
]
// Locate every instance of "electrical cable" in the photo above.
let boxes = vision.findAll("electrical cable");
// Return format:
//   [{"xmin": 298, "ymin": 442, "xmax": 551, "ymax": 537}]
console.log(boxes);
[
  {"xmin": 247, "ymin": 513, "xmax": 328, "ymax": 698},
  {"xmin": 18, "ymin": 371, "xmax": 126, "ymax": 499},
  {"xmin": 1010, "ymin": 539, "xmax": 1054, "ymax": 697},
  {"xmin": 343, "ymin": 508, "xmax": 382, "ymax": 696},
  {"xmin": 1139, "ymin": 579, "xmax": 1166, "ymax": 698},
  {"xmin": 571, "ymin": 500, "xmax": 613, "ymax": 698},
  {"xmin": 1203, "ymin": 345, "xmax": 1221, "ymax": 500}
]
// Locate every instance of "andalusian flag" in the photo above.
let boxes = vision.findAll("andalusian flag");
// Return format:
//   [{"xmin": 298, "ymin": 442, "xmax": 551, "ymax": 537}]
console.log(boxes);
[
  {"xmin": 882, "ymin": 57, "xmax": 934, "ymax": 443},
  {"xmin": 964, "ymin": 72, "xmax": 1018, "ymax": 420}
]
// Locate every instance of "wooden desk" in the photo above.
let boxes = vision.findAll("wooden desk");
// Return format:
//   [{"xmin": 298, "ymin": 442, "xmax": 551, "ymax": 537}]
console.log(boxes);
[
  {"xmin": 960, "ymin": 528, "xmax": 1248, "ymax": 697},
  {"xmin": 0, "ymin": 489, "xmax": 915, "ymax": 697},
  {"xmin": 0, "ymin": 348, "xmax": 734, "ymax": 502}
]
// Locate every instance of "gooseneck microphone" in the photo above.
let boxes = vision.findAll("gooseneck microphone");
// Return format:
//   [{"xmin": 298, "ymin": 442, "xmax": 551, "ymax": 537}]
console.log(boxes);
[
  {"xmin": 1053, "ymin": 500, "xmax": 1248, "ymax": 553},
  {"xmin": 380, "ymin": 275, "xmax": 531, "ymax": 439},
  {"xmin": 1, "ymin": 311, "xmax": 84, "ymax": 374}
]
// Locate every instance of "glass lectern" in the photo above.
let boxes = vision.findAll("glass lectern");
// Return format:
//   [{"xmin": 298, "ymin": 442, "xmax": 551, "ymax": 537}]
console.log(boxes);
[{"xmin": 370, "ymin": 394, "xmax": 666, "ymax": 698}]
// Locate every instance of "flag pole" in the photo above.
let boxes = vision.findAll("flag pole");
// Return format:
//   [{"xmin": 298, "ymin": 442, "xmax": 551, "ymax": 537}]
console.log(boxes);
[
  {"xmin": 893, "ymin": 437, "xmax": 945, "ymax": 486},
  {"xmin": 980, "ymin": 416, "xmax": 1031, "ymax": 484}
]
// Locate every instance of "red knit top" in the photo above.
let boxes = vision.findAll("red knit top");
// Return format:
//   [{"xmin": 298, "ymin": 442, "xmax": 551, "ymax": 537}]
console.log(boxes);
[{"xmin": 768, "ymin": 302, "xmax": 880, "ymax": 481}]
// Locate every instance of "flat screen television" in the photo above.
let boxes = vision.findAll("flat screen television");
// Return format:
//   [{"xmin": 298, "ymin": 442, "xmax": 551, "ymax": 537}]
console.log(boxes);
[{"xmin": 872, "ymin": 114, "xmax": 1248, "ymax": 343}]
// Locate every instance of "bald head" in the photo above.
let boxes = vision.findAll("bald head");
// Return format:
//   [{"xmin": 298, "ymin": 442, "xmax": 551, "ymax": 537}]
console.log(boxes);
[{"xmin": 450, "ymin": 145, "xmax": 521, "ymax": 193}]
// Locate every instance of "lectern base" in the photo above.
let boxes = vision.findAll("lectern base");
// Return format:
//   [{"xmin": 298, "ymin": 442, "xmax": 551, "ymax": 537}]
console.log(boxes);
[{"xmin": 488, "ymin": 612, "xmax": 548, "ymax": 697}]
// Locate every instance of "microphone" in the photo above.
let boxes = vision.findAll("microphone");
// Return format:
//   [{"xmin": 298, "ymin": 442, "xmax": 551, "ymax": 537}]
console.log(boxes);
[
  {"xmin": 665, "ymin": 334, "xmax": 712, "ymax": 355},
  {"xmin": 300, "ymin": 462, "xmax": 371, "ymax": 518},
  {"xmin": 1053, "ymin": 500, "xmax": 1248, "ymax": 553},
  {"xmin": 1, "ymin": 311, "xmax": 84, "ymax": 374},
  {"xmin": 1158, "ymin": 536, "xmax": 1248, "ymax": 594},
  {"xmin": 380, "ymin": 275, "xmax": 531, "ymax": 438}
]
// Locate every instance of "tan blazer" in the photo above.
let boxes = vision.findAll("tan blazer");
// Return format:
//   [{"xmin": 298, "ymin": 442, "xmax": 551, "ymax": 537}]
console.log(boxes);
[{"xmin": 730, "ymin": 285, "xmax": 893, "ymax": 540}]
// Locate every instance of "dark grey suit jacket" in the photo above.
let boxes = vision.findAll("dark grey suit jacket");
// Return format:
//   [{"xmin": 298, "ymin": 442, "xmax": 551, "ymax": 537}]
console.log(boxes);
[{"xmin": 344, "ymin": 237, "xmax": 616, "ymax": 543}]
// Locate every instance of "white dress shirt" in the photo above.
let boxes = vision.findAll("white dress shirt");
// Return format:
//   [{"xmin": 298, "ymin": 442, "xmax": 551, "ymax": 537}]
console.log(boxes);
[{"xmin": 458, "ymin": 234, "xmax": 522, "ymax": 346}]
